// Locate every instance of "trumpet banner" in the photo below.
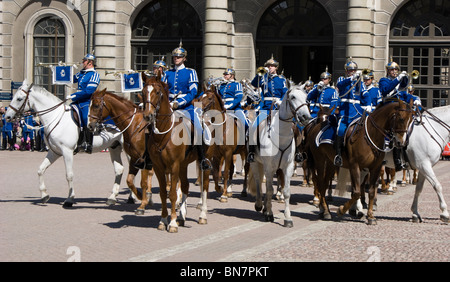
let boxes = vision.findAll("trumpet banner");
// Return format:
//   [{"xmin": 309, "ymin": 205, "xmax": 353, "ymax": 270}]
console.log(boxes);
[
  {"xmin": 121, "ymin": 72, "xmax": 143, "ymax": 93},
  {"xmin": 52, "ymin": 65, "xmax": 73, "ymax": 85}
]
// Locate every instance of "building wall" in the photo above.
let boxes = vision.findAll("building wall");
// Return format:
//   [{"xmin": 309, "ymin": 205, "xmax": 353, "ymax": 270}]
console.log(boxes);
[{"xmin": 0, "ymin": 0, "xmax": 435, "ymax": 100}]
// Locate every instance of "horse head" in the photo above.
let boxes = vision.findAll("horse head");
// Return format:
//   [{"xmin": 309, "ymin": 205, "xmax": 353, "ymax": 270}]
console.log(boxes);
[
  {"xmin": 141, "ymin": 72, "xmax": 169, "ymax": 124},
  {"xmin": 390, "ymin": 99, "xmax": 415, "ymax": 147},
  {"xmin": 199, "ymin": 84, "xmax": 224, "ymax": 113},
  {"xmin": 5, "ymin": 79, "xmax": 33, "ymax": 121},
  {"xmin": 283, "ymin": 85, "xmax": 312, "ymax": 126},
  {"xmin": 87, "ymin": 88, "xmax": 108, "ymax": 132}
]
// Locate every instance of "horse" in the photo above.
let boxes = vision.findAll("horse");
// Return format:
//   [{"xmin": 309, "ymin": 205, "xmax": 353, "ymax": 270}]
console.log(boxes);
[
  {"xmin": 198, "ymin": 84, "xmax": 248, "ymax": 203},
  {"xmin": 4, "ymin": 80, "xmax": 126, "ymax": 207},
  {"xmin": 87, "ymin": 88, "xmax": 154, "ymax": 215},
  {"xmin": 247, "ymin": 84, "xmax": 311, "ymax": 227},
  {"xmin": 307, "ymin": 100, "xmax": 415, "ymax": 224},
  {"xmin": 141, "ymin": 73, "xmax": 213, "ymax": 233},
  {"xmin": 383, "ymin": 105, "xmax": 450, "ymax": 223}
]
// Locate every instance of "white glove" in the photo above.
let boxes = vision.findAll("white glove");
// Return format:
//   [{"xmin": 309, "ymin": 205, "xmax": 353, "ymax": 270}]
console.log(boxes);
[
  {"xmin": 224, "ymin": 104, "xmax": 232, "ymax": 110},
  {"xmin": 275, "ymin": 99, "xmax": 282, "ymax": 107},
  {"xmin": 398, "ymin": 71, "xmax": 407, "ymax": 80},
  {"xmin": 351, "ymin": 72, "xmax": 360, "ymax": 81},
  {"xmin": 413, "ymin": 99, "xmax": 421, "ymax": 106},
  {"xmin": 318, "ymin": 81, "xmax": 325, "ymax": 87},
  {"xmin": 68, "ymin": 94, "xmax": 76, "ymax": 99}
]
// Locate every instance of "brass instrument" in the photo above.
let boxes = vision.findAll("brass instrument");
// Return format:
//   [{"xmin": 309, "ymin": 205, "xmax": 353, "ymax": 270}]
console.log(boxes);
[
  {"xmin": 241, "ymin": 78, "xmax": 261, "ymax": 104},
  {"xmin": 105, "ymin": 69, "xmax": 151, "ymax": 77},
  {"xmin": 35, "ymin": 62, "xmax": 79, "ymax": 67},
  {"xmin": 362, "ymin": 68, "xmax": 372, "ymax": 76},
  {"xmin": 257, "ymin": 66, "xmax": 268, "ymax": 76},
  {"xmin": 409, "ymin": 70, "xmax": 420, "ymax": 80},
  {"xmin": 208, "ymin": 76, "xmax": 227, "ymax": 87}
]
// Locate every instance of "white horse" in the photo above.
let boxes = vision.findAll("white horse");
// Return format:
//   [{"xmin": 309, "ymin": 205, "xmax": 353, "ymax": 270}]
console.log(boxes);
[
  {"xmin": 5, "ymin": 80, "xmax": 127, "ymax": 207},
  {"xmin": 384, "ymin": 106, "xmax": 450, "ymax": 223},
  {"xmin": 247, "ymin": 85, "xmax": 311, "ymax": 227}
]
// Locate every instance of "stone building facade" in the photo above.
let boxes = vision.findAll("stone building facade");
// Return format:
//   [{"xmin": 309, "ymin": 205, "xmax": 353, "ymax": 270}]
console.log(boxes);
[{"xmin": 1, "ymin": 0, "xmax": 449, "ymax": 108}]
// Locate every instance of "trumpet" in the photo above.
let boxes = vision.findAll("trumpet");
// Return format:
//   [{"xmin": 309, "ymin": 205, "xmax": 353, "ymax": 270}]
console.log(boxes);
[
  {"xmin": 409, "ymin": 70, "xmax": 420, "ymax": 80},
  {"xmin": 257, "ymin": 66, "xmax": 268, "ymax": 76},
  {"xmin": 105, "ymin": 69, "xmax": 151, "ymax": 77},
  {"xmin": 36, "ymin": 62, "xmax": 79, "ymax": 67},
  {"xmin": 208, "ymin": 76, "xmax": 227, "ymax": 87}
]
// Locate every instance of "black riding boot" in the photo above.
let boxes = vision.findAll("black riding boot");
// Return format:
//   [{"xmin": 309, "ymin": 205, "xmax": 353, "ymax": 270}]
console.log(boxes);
[
  {"xmin": 30, "ymin": 139, "xmax": 35, "ymax": 151},
  {"xmin": 134, "ymin": 134, "xmax": 152, "ymax": 170},
  {"xmin": 334, "ymin": 136, "xmax": 344, "ymax": 167},
  {"xmin": 247, "ymin": 145, "xmax": 257, "ymax": 163},
  {"xmin": 197, "ymin": 145, "xmax": 211, "ymax": 171},
  {"xmin": 84, "ymin": 129, "xmax": 94, "ymax": 154},
  {"xmin": 393, "ymin": 147, "xmax": 405, "ymax": 171},
  {"xmin": 73, "ymin": 129, "xmax": 85, "ymax": 155}
]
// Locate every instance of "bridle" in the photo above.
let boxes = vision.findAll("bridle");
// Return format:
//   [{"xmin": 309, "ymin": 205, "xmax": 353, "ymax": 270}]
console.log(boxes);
[
  {"xmin": 143, "ymin": 82, "xmax": 175, "ymax": 135},
  {"xmin": 280, "ymin": 90, "xmax": 309, "ymax": 126},
  {"xmin": 8, "ymin": 84, "xmax": 34, "ymax": 118},
  {"xmin": 88, "ymin": 94, "xmax": 138, "ymax": 134}
]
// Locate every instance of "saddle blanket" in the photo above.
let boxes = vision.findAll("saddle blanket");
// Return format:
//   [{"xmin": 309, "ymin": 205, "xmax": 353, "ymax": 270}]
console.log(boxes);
[{"xmin": 315, "ymin": 123, "xmax": 336, "ymax": 147}]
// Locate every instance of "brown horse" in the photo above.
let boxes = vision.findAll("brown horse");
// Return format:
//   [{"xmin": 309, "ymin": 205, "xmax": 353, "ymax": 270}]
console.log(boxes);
[
  {"xmin": 307, "ymin": 100, "xmax": 414, "ymax": 224},
  {"xmin": 141, "ymin": 74, "xmax": 212, "ymax": 233},
  {"xmin": 87, "ymin": 89, "xmax": 153, "ymax": 214},
  {"xmin": 198, "ymin": 84, "xmax": 249, "ymax": 203}
]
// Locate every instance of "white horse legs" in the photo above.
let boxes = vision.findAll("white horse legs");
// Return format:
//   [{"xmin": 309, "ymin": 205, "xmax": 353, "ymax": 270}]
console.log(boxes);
[{"xmin": 411, "ymin": 167, "xmax": 449, "ymax": 223}]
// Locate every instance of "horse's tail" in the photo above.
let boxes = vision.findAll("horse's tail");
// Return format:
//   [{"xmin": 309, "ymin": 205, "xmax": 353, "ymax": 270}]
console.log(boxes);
[{"xmin": 336, "ymin": 168, "xmax": 351, "ymax": 196}]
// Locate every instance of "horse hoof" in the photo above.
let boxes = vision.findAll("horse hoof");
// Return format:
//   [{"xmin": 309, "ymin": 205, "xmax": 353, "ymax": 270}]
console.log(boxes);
[
  {"xmin": 215, "ymin": 185, "xmax": 223, "ymax": 194},
  {"xmin": 198, "ymin": 218, "xmax": 207, "ymax": 225},
  {"xmin": 255, "ymin": 204, "xmax": 263, "ymax": 212},
  {"xmin": 357, "ymin": 212, "xmax": 365, "ymax": 219},
  {"xmin": 337, "ymin": 206, "xmax": 345, "ymax": 217},
  {"xmin": 312, "ymin": 200, "xmax": 320, "ymax": 208},
  {"xmin": 135, "ymin": 209, "xmax": 145, "ymax": 216},
  {"xmin": 106, "ymin": 199, "xmax": 116, "ymax": 206},
  {"xmin": 227, "ymin": 192, "xmax": 233, "ymax": 197},
  {"xmin": 265, "ymin": 214, "xmax": 274, "ymax": 222},
  {"xmin": 177, "ymin": 219, "xmax": 185, "ymax": 227},
  {"xmin": 157, "ymin": 223, "xmax": 166, "ymax": 231},
  {"xmin": 367, "ymin": 218, "xmax": 377, "ymax": 225},
  {"xmin": 168, "ymin": 226, "xmax": 178, "ymax": 233},
  {"xmin": 41, "ymin": 195, "xmax": 50, "ymax": 204},
  {"xmin": 278, "ymin": 199, "xmax": 285, "ymax": 204},
  {"xmin": 219, "ymin": 196, "xmax": 228, "ymax": 203},
  {"xmin": 440, "ymin": 215, "xmax": 449, "ymax": 223},
  {"xmin": 412, "ymin": 215, "xmax": 421, "ymax": 223},
  {"xmin": 284, "ymin": 220, "xmax": 293, "ymax": 228},
  {"xmin": 63, "ymin": 202, "xmax": 73, "ymax": 208}
]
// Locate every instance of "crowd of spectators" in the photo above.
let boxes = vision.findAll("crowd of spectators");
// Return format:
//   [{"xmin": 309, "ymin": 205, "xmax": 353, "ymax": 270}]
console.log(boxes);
[{"xmin": 0, "ymin": 106, "xmax": 48, "ymax": 152}]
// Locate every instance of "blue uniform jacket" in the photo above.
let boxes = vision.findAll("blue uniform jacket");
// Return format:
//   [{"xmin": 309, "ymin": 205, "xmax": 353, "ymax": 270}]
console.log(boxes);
[
  {"xmin": 361, "ymin": 85, "xmax": 382, "ymax": 112},
  {"xmin": 72, "ymin": 69, "xmax": 100, "ymax": 104},
  {"xmin": 307, "ymin": 85, "xmax": 338, "ymax": 118},
  {"xmin": 219, "ymin": 81, "xmax": 244, "ymax": 110},
  {"xmin": 336, "ymin": 76, "xmax": 366, "ymax": 119},
  {"xmin": 379, "ymin": 77, "xmax": 418, "ymax": 103},
  {"xmin": 163, "ymin": 65, "xmax": 199, "ymax": 111},
  {"xmin": 251, "ymin": 74, "xmax": 288, "ymax": 110}
]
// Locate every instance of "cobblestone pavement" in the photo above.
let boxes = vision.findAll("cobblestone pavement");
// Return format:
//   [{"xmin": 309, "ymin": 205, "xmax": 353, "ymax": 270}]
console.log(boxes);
[{"xmin": 0, "ymin": 150, "xmax": 449, "ymax": 262}]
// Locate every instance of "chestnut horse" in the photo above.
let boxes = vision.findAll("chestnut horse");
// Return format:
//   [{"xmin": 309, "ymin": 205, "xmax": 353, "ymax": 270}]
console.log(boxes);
[
  {"xmin": 307, "ymin": 100, "xmax": 414, "ymax": 224},
  {"xmin": 141, "ymin": 74, "xmax": 212, "ymax": 233},
  {"xmin": 87, "ymin": 89, "xmax": 153, "ymax": 214},
  {"xmin": 198, "ymin": 84, "xmax": 249, "ymax": 203}
]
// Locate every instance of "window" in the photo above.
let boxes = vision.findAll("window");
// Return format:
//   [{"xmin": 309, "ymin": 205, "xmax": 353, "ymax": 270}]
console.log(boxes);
[
  {"xmin": 389, "ymin": 0, "xmax": 450, "ymax": 108},
  {"xmin": 256, "ymin": 0, "xmax": 333, "ymax": 82},
  {"xmin": 131, "ymin": 0, "xmax": 203, "ymax": 78},
  {"xmin": 34, "ymin": 17, "xmax": 65, "ymax": 100}
]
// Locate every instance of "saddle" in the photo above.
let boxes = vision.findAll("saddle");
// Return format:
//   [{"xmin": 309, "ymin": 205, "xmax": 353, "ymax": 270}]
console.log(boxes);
[{"xmin": 315, "ymin": 117, "xmax": 362, "ymax": 147}]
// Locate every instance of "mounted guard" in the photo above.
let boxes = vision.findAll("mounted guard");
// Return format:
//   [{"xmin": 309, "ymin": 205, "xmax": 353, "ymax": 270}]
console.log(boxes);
[
  {"xmin": 378, "ymin": 59, "xmax": 422, "ymax": 170},
  {"xmin": 71, "ymin": 52, "xmax": 100, "ymax": 154},
  {"xmin": 247, "ymin": 55, "xmax": 289, "ymax": 163},
  {"xmin": 163, "ymin": 41, "xmax": 211, "ymax": 170}
]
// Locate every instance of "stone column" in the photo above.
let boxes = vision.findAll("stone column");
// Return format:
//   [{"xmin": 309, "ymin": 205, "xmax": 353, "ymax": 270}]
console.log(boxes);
[
  {"xmin": 203, "ymin": 0, "xmax": 229, "ymax": 79},
  {"xmin": 346, "ymin": 0, "xmax": 373, "ymax": 70},
  {"xmin": 94, "ymin": 0, "xmax": 121, "ymax": 95}
]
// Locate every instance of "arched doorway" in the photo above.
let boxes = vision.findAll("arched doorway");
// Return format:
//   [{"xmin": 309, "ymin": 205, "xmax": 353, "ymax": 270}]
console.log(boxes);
[
  {"xmin": 256, "ymin": 0, "xmax": 333, "ymax": 83},
  {"xmin": 389, "ymin": 0, "xmax": 450, "ymax": 108},
  {"xmin": 131, "ymin": 0, "xmax": 203, "ymax": 78}
]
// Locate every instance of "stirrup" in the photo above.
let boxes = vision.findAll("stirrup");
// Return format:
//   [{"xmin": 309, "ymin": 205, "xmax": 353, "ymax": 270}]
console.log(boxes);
[
  {"xmin": 247, "ymin": 152, "xmax": 255, "ymax": 163},
  {"xmin": 334, "ymin": 155, "xmax": 343, "ymax": 167}
]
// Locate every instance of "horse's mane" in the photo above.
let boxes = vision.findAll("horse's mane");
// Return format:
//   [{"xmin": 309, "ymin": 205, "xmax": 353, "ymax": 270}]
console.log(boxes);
[
  {"xmin": 213, "ymin": 88, "xmax": 225, "ymax": 111},
  {"xmin": 104, "ymin": 91, "xmax": 138, "ymax": 109},
  {"xmin": 31, "ymin": 85, "xmax": 63, "ymax": 103}
]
